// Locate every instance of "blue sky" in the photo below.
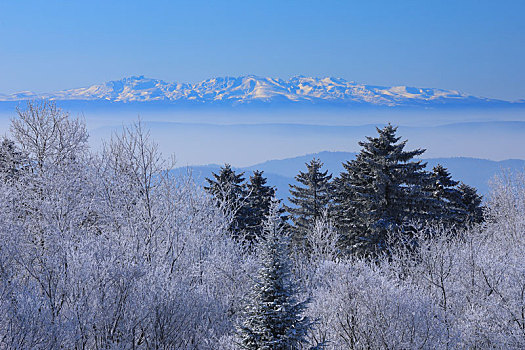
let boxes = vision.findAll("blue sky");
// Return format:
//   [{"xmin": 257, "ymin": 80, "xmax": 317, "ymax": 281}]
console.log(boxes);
[{"xmin": 1, "ymin": 0, "xmax": 524, "ymax": 100}]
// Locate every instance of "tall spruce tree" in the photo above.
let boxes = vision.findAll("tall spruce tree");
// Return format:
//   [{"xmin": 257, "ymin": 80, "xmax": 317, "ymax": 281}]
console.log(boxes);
[
  {"xmin": 285, "ymin": 158, "xmax": 333, "ymax": 246},
  {"xmin": 334, "ymin": 124, "xmax": 435, "ymax": 257},
  {"xmin": 204, "ymin": 164, "xmax": 249, "ymax": 239},
  {"xmin": 237, "ymin": 199, "xmax": 313, "ymax": 350},
  {"xmin": 245, "ymin": 170, "xmax": 276, "ymax": 244}
]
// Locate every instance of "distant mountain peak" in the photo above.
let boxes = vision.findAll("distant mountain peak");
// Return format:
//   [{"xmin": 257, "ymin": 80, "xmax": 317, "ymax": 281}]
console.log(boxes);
[{"xmin": 0, "ymin": 75, "xmax": 519, "ymax": 107}]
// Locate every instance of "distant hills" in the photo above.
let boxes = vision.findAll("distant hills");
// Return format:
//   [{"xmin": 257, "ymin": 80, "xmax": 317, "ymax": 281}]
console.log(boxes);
[
  {"xmin": 84, "ymin": 120, "xmax": 525, "ymax": 168},
  {"xmin": 1, "ymin": 75, "xmax": 522, "ymax": 108},
  {"xmin": 175, "ymin": 151, "xmax": 525, "ymax": 203}
]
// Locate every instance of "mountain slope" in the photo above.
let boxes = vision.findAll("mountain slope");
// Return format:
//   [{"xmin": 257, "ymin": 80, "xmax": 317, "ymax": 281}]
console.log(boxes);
[{"xmin": 1, "ymin": 75, "xmax": 519, "ymax": 107}]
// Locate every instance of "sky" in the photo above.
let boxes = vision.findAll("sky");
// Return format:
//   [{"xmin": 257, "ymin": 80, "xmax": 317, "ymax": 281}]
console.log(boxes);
[{"xmin": 1, "ymin": 0, "xmax": 525, "ymax": 100}]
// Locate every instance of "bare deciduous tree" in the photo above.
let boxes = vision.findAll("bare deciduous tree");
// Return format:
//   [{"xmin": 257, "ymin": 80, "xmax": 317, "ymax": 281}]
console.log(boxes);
[{"xmin": 11, "ymin": 100, "xmax": 88, "ymax": 170}]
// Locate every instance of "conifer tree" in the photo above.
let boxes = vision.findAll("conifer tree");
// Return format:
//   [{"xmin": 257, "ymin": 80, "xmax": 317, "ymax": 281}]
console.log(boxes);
[
  {"xmin": 237, "ymin": 199, "xmax": 313, "ymax": 349},
  {"xmin": 427, "ymin": 164, "xmax": 466, "ymax": 225},
  {"xmin": 204, "ymin": 164, "xmax": 249, "ymax": 239},
  {"xmin": 426, "ymin": 166, "xmax": 484, "ymax": 227},
  {"xmin": 285, "ymin": 158, "xmax": 333, "ymax": 246},
  {"xmin": 245, "ymin": 170, "xmax": 275, "ymax": 244},
  {"xmin": 0, "ymin": 137, "xmax": 27, "ymax": 183},
  {"xmin": 334, "ymin": 124, "xmax": 435, "ymax": 257},
  {"xmin": 457, "ymin": 182, "xmax": 484, "ymax": 225}
]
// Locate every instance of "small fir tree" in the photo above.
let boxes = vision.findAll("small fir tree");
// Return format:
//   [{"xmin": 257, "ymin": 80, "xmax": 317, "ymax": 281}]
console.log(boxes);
[
  {"xmin": 285, "ymin": 158, "xmax": 333, "ymax": 247},
  {"xmin": 238, "ymin": 199, "xmax": 313, "ymax": 350}
]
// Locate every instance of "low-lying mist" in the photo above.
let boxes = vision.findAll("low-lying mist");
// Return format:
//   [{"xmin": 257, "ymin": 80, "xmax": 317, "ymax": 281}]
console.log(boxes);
[{"xmin": 1, "ymin": 105, "xmax": 524, "ymax": 166}]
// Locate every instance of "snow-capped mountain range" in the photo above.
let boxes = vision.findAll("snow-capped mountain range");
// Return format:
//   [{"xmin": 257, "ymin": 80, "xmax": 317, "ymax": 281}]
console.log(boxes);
[{"xmin": 0, "ymin": 75, "xmax": 520, "ymax": 107}]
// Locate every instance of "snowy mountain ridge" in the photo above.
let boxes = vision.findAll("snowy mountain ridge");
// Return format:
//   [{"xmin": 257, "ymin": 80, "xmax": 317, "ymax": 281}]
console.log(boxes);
[{"xmin": 0, "ymin": 75, "xmax": 517, "ymax": 107}]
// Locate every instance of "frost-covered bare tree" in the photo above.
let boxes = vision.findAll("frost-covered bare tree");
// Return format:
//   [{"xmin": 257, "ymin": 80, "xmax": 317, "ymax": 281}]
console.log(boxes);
[
  {"xmin": 0, "ymin": 102, "xmax": 256, "ymax": 349},
  {"xmin": 0, "ymin": 102, "xmax": 97, "ymax": 348},
  {"xmin": 304, "ymin": 171, "xmax": 525, "ymax": 349},
  {"xmin": 305, "ymin": 210, "xmax": 340, "ymax": 264},
  {"xmin": 290, "ymin": 210, "xmax": 341, "ymax": 293},
  {"xmin": 11, "ymin": 100, "xmax": 88, "ymax": 170}
]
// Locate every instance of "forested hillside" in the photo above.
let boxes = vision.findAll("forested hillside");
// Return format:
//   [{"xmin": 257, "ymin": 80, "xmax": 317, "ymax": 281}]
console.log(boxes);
[{"xmin": 1, "ymin": 101, "xmax": 524, "ymax": 349}]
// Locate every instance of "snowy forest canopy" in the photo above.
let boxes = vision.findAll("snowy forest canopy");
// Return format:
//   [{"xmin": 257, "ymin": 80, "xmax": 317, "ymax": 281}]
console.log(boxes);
[{"xmin": 0, "ymin": 100, "xmax": 524, "ymax": 349}]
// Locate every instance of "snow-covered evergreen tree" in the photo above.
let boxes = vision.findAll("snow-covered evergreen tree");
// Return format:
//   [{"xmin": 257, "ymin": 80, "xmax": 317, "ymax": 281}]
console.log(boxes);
[
  {"xmin": 205, "ymin": 164, "xmax": 250, "ymax": 239},
  {"xmin": 238, "ymin": 199, "xmax": 313, "ymax": 350},
  {"xmin": 245, "ymin": 170, "xmax": 276, "ymax": 244},
  {"xmin": 426, "ymin": 164, "xmax": 466, "ymax": 226},
  {"xmin": 286, "ymin": 158, "xmax": 333, "ymax": 248},
  {"xmin": 0, "ymin": 137, "xmax": 27, "ymax": 183},
  {"xmin": 457, "ymin": 182, "xmax": 484, "ymax": 225},
  {"xmin": 334, "ymin": 124, "xmax": 435, "ymax": 257}
]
